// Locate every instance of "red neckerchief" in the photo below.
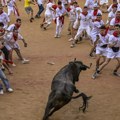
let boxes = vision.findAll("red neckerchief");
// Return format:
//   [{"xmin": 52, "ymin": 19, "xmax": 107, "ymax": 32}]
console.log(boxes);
[
  {"xmin": 67, "ymin": 7, "xmax": 71, "ymax": 12},
  {"xmin": 0, "ymin": 29, "xmax": 5, "ymax": 33},
  {"xmin": 13, "ymin": 34, "xmax": 18, "ymax": 41},
  {"xmin": 0, "ymin": 11, "xmax": 3, "ymax": 15},
  {"xmin": 93, "ymin": 9, "xmax": 98, "ymax": 16},
  {"xmin": 15, "ymin": 24, "xmax": 20, "ymax": 29},
  {"xmin": 115, "ymin": 17, "xmax": 120, "ymax": 24},
  {"xmin": 59, "ymin": 16, "xmax": 64, "ymax": 24},
  {"xmin": 105, "ymin": 27, "xmax": 109, "ymax": 34},
  {"xmin": 113, "ymin": 31, "xmax": 119, "ymax": 37},
  {"xmin": 82, "ymin": 12, "xmax": 88, "ymax": 16},
  {"xmin": 52, "ymin": 4, "xmax": 57, "ymax": 10}
]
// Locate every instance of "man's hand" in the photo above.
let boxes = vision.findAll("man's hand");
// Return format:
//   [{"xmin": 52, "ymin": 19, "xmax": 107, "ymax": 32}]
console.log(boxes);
[{"xmin": 24, "ymin": 42, "xmax": 27, "ymax": 47}]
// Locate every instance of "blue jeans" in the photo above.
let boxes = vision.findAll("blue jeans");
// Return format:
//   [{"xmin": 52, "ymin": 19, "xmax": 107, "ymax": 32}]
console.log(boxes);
[
  {"xmin": 0, "ymin": 69, "xmax": 11, "ymax": 90},
  {"xmin": 36, "ymin": 4, "xmax": 44, "ymax": 17}
]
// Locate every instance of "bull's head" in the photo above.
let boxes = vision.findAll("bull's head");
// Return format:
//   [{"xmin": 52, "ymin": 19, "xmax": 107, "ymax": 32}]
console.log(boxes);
[
  {"xmin": 73, "ymin": 58, "xmax": 92, "ymax": 71},
  {"xmin": 69, "ymin": 58, "xmax": 92, "ymax": 82}
]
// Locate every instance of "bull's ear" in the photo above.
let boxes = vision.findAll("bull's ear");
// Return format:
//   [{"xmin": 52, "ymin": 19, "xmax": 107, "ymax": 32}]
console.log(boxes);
[
  {"xmin": 74, "ymin": 58, "xmax": 76, "ymax": 62},
  {"xmin": 69, "ymin": 62, "xmax": 75, "ymax": 66}
]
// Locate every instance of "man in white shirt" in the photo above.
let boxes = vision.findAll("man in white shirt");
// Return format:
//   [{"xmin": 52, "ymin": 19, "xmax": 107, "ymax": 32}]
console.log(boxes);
[
  {"xmin": 40, "ymin": 0, "xmax": 55, "ymax": 30},
  {"xmin": 54, "ymin": 1, "xmax": 67, "ymax": 38},
  {"xmin": 85, "ymin": 0, "xmax": 98, "ymax": 14},
  {"xmin": 107, "ymin": 4, "xmax": 117, "ymax": 25},
  {"xmin": 7, "ymin": 0, "xmax": 20, "ymax": 19},
  {"xmin": 92, "ymin": 24, "xmax": 120, "ymax": 79},
  {"xmin": 71, "ymin": 6, "xmax": 92, "ymax": 47},
  {"xmin": 5, "ymin": 28, "xmax": 30, "ymax": 64},
  {"xmin": 107, "ymin": 0, "xmax": 120, "ymax": 12},
  {"xmin": 0, "ymin": 4, "xmax": 10, "ymax": 29}
]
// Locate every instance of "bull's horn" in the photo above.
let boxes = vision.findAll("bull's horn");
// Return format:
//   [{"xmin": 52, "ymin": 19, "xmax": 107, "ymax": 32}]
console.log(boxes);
[
  {"xmin": 74, "ymin": 58, "xmax": 76, "ymax": 61},
  {"xmin": 86, "ymin": 63, "xmax": 92, "ymax": 69}
]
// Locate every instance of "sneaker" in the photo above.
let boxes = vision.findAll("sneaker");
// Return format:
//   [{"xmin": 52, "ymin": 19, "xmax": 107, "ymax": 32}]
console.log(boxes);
[
  {"xmin": 22, "ymin": 59, "xmax": 30, "ymax": 64},
  {"xmin": 30, "ymin": 18, "xmax": 34, "ymax": 22},
  {"xmin": 54, "ymin": 34, "xmax": 58, "ymax": 38},
  {"xmin": 40, "ymin": 24, "xmax": 43, "ymax": 28},
  {"xmin": 68, "ymin": 38, "xmax": 73, "ymax": 42},
  {"xmin": 113, "ymin": 72, "xmax": 120, "ymax": 77},
  {"xmin": 57, "ymin": 35, "xmax": 61, "ymax": 38},
  {"xmin": 92, "ymin": 72, "xmax": 99, "ymax": 79},
  {"xmin": 43, "ymin": 27, "xmax": 46, "ymax": 30},
  {"xmin": 0, "ymin": 89, "xmax": 4, "ymax": 95},
  {"xmin": 7, "ymin": 88, "xmax": 13, "ymax": 93},
  {"xmin": 12, "ymin": 63, "xmax": 16, "ymax": 67},
  {"xmin": 70, "ymin": 43, "xmax": 75, "ymax": 48}
]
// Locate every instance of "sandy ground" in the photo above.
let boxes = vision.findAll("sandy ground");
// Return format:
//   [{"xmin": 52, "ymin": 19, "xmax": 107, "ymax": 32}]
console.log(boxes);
[{"xmin": 0, "ymin": 0, "xmax": 120, "ymax": 120}]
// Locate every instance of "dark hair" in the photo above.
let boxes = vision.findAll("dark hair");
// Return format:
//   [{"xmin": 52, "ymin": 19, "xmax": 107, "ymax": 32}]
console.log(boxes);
[
  {"xmin": 97, "ymin": 13, "xmax": 102, "ymax": 16},
  {"xmin": 16, "ymin": 18, "xmax": 21, "ymax": 22},
  {"xmin": 99, "ymin": 25, "xmax": 106, "ymax": 29},
  {"xmin": 115, "ymin": 24, "xmax": 120, "ymax": 28},
  {"xmin": 58, "ymin": 1, "xmax": 62, "ymax": 5},
  {"xmin": 0, "ymin": 22, "xmax": 4, "ymax": 27},
  {"xmin": 84, "ymin": 6, "xmax": 88, "ymax": 9}
]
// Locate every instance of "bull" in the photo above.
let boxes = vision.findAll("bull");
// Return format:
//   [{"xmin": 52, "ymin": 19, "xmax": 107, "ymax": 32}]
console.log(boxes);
[{"xmin": 43, "ymin": 59, "xmax": 92, "ymax": 120}]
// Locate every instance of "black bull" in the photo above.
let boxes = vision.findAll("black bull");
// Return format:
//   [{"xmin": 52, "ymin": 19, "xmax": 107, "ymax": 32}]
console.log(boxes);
[{"xmin": 43, "ymin": 60, "xmax": 92, "ymax": 120}]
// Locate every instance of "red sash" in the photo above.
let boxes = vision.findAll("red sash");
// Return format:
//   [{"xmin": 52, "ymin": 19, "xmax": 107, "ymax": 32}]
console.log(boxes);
[
  {"xmin": 93, "ymin": 9, "xmax": 98, "ymax": 16},
  {"xmin": 113, "ymin": 31, "xmax": 119, "ymax": 37}
]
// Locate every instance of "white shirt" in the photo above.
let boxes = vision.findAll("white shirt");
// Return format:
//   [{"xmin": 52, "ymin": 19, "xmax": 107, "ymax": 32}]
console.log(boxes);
[
  {"xmin": 85, "ymin": 0, "xmax": 95, "ymax": 9},
  {"xmin": 97, "ymin": 33, "xmax": 109, "ymax": 47},
  {"xmin": 55, "ymin": 7, "xmax": 67, "ymax": 17},
  {"xmin": 37, "ymin": 0, "xmax": 44, "ymax": 5},
  {"xmin": 0, "ymin": 12, "xmax": 10, "ymax": 29},
  {"xmin": 106, "ymin": 11, "xmax": 116, "ymax": 24},
  {"xmin": 7, "ymin": 24, "xmax": 20, "ymax": 32},
  {"xmin": 109, "ymin": 34, "xmax": 120, "ymax": 48},
  {"xmin": 91, "ymin": 20, "xmax": 104, "ymax": 36},
  {"xmin": 79, "ymin": 12, "xmax": 91, "ymax": 28},
  {"xmin": 110, "ymin": 18, "xmax": 120, "ymax": 26},
  {"xmin": 7, "ymin": 0, "xmax": 15, "ymax": 7},
  {"xmin": 91, "ymin": 9, "xmax": 102, "ymax": 20},
  {"xmin": 75, "ymin": 6, "xmax": 82, "ymax": 19},
  {"xmin": 45, "ymin": 2, "xmax": 54, "ymax": 15},
  {"xmin": 68, "ymin": 6, "xmax": 76, "ymax": 21},
  {"xmin": 107, "ymin": 3, "xmax": 120, "ymax": 12},
  {"xmin": 5, "ymin": 32, "xmax": 23, "ymax": 48}
]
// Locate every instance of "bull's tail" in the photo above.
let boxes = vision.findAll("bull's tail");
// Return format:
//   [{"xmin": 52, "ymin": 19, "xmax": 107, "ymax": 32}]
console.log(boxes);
[{"xmin": 72, "ymin": 93, "xmax": 92, "ymax": 113}]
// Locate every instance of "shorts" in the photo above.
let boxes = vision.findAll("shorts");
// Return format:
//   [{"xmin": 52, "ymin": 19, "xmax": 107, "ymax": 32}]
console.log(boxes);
[
  {"xmin": 73, "ymin": 20, "xmax": 80, "ymax": 30},
  {"xmin": 106, "ymin": 50, "xmax": 120, "ymax": 59},
  {"xmin": 96, "ymin": 47, "xmax": 107, "ymax": 56},
  {"xmin": 25, "ymin": 6, "xmax": 33, "ymax": 14},
  {"xmin": 68, "ymin": 21, "xmax": 75, "ymax": 31}
]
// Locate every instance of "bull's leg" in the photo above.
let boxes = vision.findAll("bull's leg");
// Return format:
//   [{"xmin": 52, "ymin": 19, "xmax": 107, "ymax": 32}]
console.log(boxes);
[
  {"xmin": 72, "ymin": 93, "xmax": 92, "ymax": 113},
  {"xmin": 43, "ymin": 102, "xmax": 54, "ymax": 120},
  {"xmin": 48, "ymin": 100, "xmax": 70, "ymax": 117},
  {"xmin": 43, "ymin": 92, "xmax": 56, "ymax": 120}
]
